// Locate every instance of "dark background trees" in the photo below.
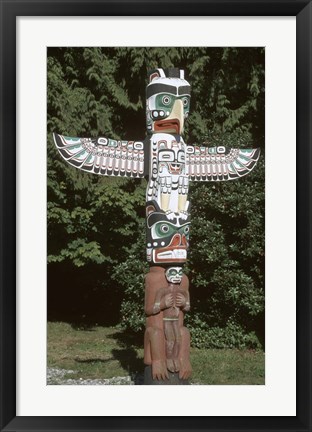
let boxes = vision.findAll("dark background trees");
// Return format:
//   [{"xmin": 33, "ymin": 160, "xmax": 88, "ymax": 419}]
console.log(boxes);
[{"xmin": 47, "ymin": 47, "xmax": 264, "ymax": 349}]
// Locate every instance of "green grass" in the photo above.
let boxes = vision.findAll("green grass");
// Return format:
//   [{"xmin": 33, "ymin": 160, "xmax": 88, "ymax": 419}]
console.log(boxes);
[{"xmin": 47, "ymin": 321, "xmax": 265, "ymax": 385}]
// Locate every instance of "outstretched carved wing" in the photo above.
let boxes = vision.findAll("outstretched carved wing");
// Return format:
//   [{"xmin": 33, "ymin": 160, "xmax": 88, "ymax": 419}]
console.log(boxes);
[
  {"xmin": 53, "ymin": 133, "xmax": 146, "ymax": 178},
  {"xmin": 185, "ymin": 145, "xmax": 260, "ymax": 181}
]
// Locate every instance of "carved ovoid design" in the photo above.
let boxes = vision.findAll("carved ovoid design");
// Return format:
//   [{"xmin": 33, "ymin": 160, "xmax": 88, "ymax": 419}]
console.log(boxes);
[{"xmin": 53, "ymin": 67, "xmax": 260, "ymax": 384}]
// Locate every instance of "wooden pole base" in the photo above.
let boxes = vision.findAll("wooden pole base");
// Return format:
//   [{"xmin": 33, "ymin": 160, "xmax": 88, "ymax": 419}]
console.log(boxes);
[{"xmin": 144, "ymin": 365, "xmax": 190, "ymax": 385}]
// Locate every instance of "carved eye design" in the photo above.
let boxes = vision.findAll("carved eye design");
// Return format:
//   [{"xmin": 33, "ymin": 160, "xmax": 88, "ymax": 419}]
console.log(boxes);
[
  {"xmin": 162, "ymin": 95, "xmax": 172, "ymax": 105},
  {"xmin": 181, "ymin": 225, "xmax": 190, "ymax": 237},
  {"xmin": 160, "ymin": 224, "xmax": 170, "ymax": 233},
  {"xmin": 182, "ymin": 97, "xmax": 189, "ymax": 107},
  {"xmin": 154, "ymin": 221, "xmax": 176, "ymax": 239},
  {"xmin": 159, "ymin": 150, "xmax": 175, "ymax": 162}
]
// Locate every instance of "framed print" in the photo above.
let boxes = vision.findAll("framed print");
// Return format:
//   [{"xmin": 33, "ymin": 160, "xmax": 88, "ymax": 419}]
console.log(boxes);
[
  {"xmin": 47, "ymin": 46, "xmax": 265, "ymax": 389},
  {"xmin": 1, "ymin": 1, "xmax": 311, "ymax": 431}
]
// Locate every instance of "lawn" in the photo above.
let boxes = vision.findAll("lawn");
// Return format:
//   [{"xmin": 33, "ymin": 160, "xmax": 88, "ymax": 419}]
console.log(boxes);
[{"xmin": 47, "ymin": 321, "xmax": 265, "ymax": 385}]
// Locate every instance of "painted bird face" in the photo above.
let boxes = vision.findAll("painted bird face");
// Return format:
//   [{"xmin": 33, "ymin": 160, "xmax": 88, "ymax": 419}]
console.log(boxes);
[{"xmin": 146, "ymin": 68, "xmax": 191, "ymax": 135}]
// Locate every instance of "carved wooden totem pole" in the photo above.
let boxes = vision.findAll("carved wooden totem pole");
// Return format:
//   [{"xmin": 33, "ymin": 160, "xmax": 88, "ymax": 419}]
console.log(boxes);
[{"xmin": 53, "ymin": 67, "xmax": 260, "ymax": 384}]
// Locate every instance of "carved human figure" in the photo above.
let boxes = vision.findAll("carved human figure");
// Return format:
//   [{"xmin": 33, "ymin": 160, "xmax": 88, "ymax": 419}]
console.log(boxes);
[
  {"xmin": 144, "ymin": 266, "xmax": 192, "ymax": 380},
  {"xmin": 162, "ymin": 267, "xmax": 190, "ymax": 372}
]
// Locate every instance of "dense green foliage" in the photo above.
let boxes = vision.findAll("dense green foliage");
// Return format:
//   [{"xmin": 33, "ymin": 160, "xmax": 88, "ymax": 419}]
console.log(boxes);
[{"xmin": 47, "ymin": 48, "xmax": 264, "ymax": 349}]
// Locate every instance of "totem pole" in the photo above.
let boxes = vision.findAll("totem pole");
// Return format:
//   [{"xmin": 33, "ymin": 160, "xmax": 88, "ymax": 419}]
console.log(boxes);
[{"xmin": 53, "ymin": 67, "xmax": 260, "ymax": 384}]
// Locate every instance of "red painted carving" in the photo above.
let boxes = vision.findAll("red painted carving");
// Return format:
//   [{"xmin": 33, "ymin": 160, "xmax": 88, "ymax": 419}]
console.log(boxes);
[{"xmin": 144, "ymin": 266, "xmax": 192, "ymax": 380}]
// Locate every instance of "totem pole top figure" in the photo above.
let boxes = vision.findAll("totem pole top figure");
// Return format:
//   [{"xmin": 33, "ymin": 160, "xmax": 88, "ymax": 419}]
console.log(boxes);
[{"xmin": 146, "ymin": 67, "xmax": 190, "ymax": 135}]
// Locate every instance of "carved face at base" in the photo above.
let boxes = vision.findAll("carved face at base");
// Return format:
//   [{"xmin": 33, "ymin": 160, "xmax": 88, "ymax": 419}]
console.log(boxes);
[
  {"xmin": 165, "ymin": 267, "xmax": 183, "ymax": 284},
  {"xmin": 146, "ymin": 68, "xmax": 191, "ymax": 135},
  {"xmin": 146, "ymin": 200, "xmax": 190, "ymax": 265}
]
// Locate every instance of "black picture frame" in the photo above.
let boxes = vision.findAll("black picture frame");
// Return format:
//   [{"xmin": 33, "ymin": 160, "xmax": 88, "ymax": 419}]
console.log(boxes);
[{"xmin": 1, "ymin": 1, "xmax": 311, "ymax": 431}]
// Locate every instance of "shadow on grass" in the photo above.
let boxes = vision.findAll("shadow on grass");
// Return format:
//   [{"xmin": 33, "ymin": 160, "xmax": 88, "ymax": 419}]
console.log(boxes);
[
  {"xmin": 108, "ymin": 330, "xmax": 145, "ymax": 384},
  {"xmin": 109, "ymin": 328, "xmax": 143, "ymax": 349}
]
